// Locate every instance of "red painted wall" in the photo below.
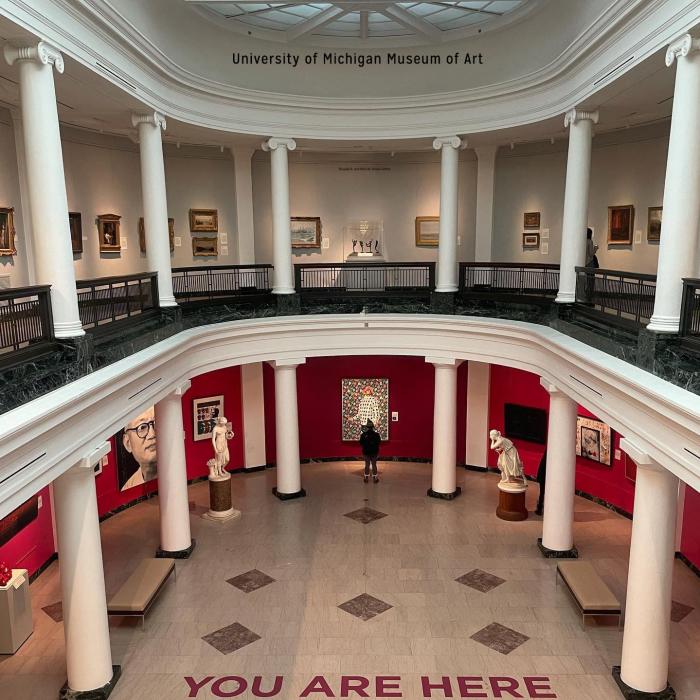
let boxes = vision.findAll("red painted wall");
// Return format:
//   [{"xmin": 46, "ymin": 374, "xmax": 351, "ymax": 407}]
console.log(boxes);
[
  {"xmin": 263, "ymin": 362, "xmax": 276, "ymax": 465},
  {"xmin": 681, "ymin": 487, "xmax": 700, "ymax": 569}
]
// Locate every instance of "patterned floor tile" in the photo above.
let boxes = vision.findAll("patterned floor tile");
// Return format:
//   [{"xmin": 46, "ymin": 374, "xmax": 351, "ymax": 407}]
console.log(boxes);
[
  {"xmin": 344, "ymin": 507, "xmax": 388, "ymax": 524},
  {"xmin": 202, "ymin": 622, "xmax": 261, "ymax": 654},
  {"xmin": 41, "ymin": 602, "xmax": 63, "ymax": 622},
  {"xmin": 227, "ymin": 569, "xmax": 276, "ymax": 593},
  {"xmin": 671, "ymin": 600, "xmax": 694, "ymax": 622},
  {"xmin": 470, "ymin": 622, "xmax": 529, "ymax": 655},
  {"xmin": 338, "ymin": 593, "xmax": 393, "ymax": 621},
  {"xmin": 455, "ymin": 568, "xmax": 506, "ymax": 593}
]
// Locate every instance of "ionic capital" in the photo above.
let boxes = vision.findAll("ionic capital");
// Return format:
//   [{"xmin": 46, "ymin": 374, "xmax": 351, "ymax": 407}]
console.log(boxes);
[
  {"xmin": 268, "ymin": 358, "xmax": 306, "ymax": 369},
  {"xmin": 131, "ymin": 111, "xmax": 167, "ymax": 131},
  {"xmin": 665, "ymin": 33, "xmax": 700, "ymax": 67},
  {"xmin": 4, "ymin": 41, "xmax": 64, "ymax": 73},
  {"xmin": 262, "ymin": 137, "xmax": 296, "ymax": 152},
  {"xmin": 564, "ymin": 108, "xmax": 599, "ymax": 128},
  {"xmin": 425, "ymin": 356, "xmax": 462, "ymax": 367},
  {"xmin": 432, "ymin": 135, "xmax": 462, "ymax": 151}
]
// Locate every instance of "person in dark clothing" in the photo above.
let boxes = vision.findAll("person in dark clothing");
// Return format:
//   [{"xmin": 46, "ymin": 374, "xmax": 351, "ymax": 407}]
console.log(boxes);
[
  {"xmin": 535, "ymin": 451, "xmax": 547, "ymax": 516},
  {"xmin": 359, "ymin": 420, "xmax": 381, "ymax": 483}
]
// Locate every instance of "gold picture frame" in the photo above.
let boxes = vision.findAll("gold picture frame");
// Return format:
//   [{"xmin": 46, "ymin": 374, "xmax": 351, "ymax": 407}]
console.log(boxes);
[
  {"xmin": 607, "ymin": 205, "xmax": 634, "ymax": 245},
  {"xmin": 647, "ymin": 206, "xmax": 662, "ymax": 243},
  {"xmin": 290, "ymin": 216, "xmax": 321, "ymax": 248},
  {"xmin": 192, "ymin": 236, "xmax": 218, "ymax": 257},
  {"xmin": 0, "ymin": 207, "xmax": 16, "ymax": 256},
  {"xmin": 189, "ymin": 208, "xmax": 218, "ymax": 232},
  {"xmin": 523, "ymin": 211, "xmax": 541, "ymax": 229},
  {"xmin": 97, "ymin": 213, "xmax": 121, "ymax": 253},
  {"xmin": 69, "ymin": 212, "xmax": 82, "ymax": 255},
  {"xmin": 522, "ymin": 232, "xmax": 540, "ymax": 249},
  {"xmin": 139, "ymin": 217, "xmax": 175, "ymax": 253},
  {"xmin": 415, "ymin": 216, "xmax": 440, "ymax": 247}
]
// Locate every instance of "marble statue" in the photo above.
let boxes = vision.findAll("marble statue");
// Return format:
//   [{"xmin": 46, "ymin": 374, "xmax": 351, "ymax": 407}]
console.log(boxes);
[
  {"xmin": 352, "ymin": 239, "xmax": 357, "ymax": 253},
  {"xmin": 489, "ymin": 429, "xmax": 526, "ymax": 485},
  {"xmin": 209, "ymin": 416, "xmax": 234, "ymax": 480}
]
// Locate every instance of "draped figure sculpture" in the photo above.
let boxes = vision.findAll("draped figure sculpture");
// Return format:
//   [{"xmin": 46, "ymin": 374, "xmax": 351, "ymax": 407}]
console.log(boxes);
[
  {"xmin": 208, "ymin": 416, "xmax": 234, "ymax": 480},
  {"xmin": 489, "ymin": 429, "xmax": 526, "ymax": 485}
]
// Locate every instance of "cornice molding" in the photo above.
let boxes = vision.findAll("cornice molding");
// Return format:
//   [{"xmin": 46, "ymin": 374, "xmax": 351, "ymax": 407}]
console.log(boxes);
[{"xmin": 3, "ymin": 40, "xmax": 65, "ymax": 73}]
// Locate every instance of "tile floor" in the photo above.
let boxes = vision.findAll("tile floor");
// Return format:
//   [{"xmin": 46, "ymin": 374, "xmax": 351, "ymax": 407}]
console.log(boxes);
[{"xmin": 1, "ymin": 461, "xmax": 699, "ymax": 699}]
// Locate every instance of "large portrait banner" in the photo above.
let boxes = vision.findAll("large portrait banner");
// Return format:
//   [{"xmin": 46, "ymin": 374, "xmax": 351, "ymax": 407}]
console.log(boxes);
[
  {"xmin": 341, "ymin": 378, "xmax": 389, "ymax": 441},
  {"xmin": 116, "ymin": 406, "xmax": 158, "ymax": 491}
]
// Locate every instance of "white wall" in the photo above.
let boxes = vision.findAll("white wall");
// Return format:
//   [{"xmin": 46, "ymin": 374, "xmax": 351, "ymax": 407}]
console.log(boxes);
[{"xmin": 252, "ymin": 150, "xmax": 477, "ymax": 265}]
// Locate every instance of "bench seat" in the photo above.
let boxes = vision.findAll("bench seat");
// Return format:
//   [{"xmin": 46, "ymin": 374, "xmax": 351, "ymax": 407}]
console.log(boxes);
[
  {"xmin": 107, "ymin": 558, "xmax": 175, "ymax": 623},
  {"xmin": 557, "ymin": 561, "xmax": 621, "ymax": 622}
]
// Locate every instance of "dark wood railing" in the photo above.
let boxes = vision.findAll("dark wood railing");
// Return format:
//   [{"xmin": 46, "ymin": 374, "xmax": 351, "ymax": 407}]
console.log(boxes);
[
  {"xmin": 172, "ymin": 264, "xmax": 273, "ymax": 303},
  {"xmin": 574, "ymin": 267, "xmax": 656, "ymax": 329},
  {"xmin": 0, "ymin": 285, "xmax": 53, "ymax": 356},
  {"xmin": 680, "ymin": 278, "xmax": 700, "ymax": 346},
  {"xmin": 459, "ymin": 262, "xmax": 560, "ymax": 297},
  {"xmin": 295, "ymin": 262, "xmax": 435, "ymax": 295},
  {"xmin": 76, "ymin": 272, "xmax": 159, "ymax": 329}
]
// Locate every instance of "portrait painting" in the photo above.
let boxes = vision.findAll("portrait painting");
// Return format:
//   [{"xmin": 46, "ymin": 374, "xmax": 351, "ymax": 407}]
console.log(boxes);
[
  {"xmin": 192, "ymin": 236, "xmax": 218, "ymax": 257},
  {"xmin": 522, "ymin": 232, "xmax": 540, "ymax": 249},
  {"xmin": 116, "ymin": 406, "xmax": 158, "ymax": 491},
  {"xmin": 0, "ymin": 207, "xmax": 16, "ymax": 256},
  {"xmin": 607, "ymin": 205, "xmax": 634, "ymax": 244},
  {"xmin": 523, "ymin": 212, "xmax": 541, "ymax": 229},
  {"xmin": 189, "ymin": 208, "xmax": 218, "ymax": 232},
  {"xmin": 647, "ymin": 206, "xmax": 662, "ymax": 243},
  {"xmin": 291, "ymin": 217, "xmax": 321, "ymax": 248},
  {"xmin": 69, "ymin": 212, "xmax": 82, "ymax": 255},
  {"xmin": 97, "ymin": 213, "xmax": 121, "ymax": 253},
  {"xmin": 193, "ymin": 395, "xmax": 224, "ymax": 442},
  {"xmin": 341, "ymin": 378, "xmax": 389, "ymax": 441},
  {"xmin": 415, "ymin": 216, "xmax": 440, "ymax": 247},
  {"xmin": 139, "ymin": 217, "xmax": 175, "ymax": 253},
  {"xmin": 575, "ymin": 416, "xmax": 612, "ymax": 466}
]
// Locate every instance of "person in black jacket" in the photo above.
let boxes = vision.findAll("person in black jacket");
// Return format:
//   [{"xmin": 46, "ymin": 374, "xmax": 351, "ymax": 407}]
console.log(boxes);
[
  {"xmin": 359, "ymin": 420, "xmax": 381, "ymax": 483},
  {"xmin": 535, "ymin": 451, "xmax": 547, "ymax": 516}
]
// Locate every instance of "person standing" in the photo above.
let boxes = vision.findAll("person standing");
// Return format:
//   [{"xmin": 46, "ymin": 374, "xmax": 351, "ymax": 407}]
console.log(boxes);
[
  {"xmin": 359, "ymin": 420, "xmax": 381, "ymax": 483},
  {"xmin": 585, "ymin": 227, "xmax": 599, "ymax": 267},
  {"xmin": 535, "ymin": 451, "xmax": 547, "ymax": 516}
]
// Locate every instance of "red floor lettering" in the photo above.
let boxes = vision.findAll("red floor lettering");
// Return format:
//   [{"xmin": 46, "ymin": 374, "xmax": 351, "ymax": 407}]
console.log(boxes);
[
  {"xmin": 184, "ymin": 677, "xmax": 214, "ymax": 698},
  {"xmin": 523, "ymin": 677, "xmax": 557, "ymax": 698},
  {"xmin": 421, "ymin": 676, "xmax": 454, "ymax": 698},
  {"xmin": 252, "ymin": 675, "xmax": 284, "ymax": 697},
  {"xmin": 489, "ymin": 678, "xmax": 523, "ymax": 698},
  {"xmin": 300, "ymin": 676, "xmax": 336, "ymax": 697},
  {"xmin": 340, "ymin": 676, "xmax": 370, "ymax": 697}
]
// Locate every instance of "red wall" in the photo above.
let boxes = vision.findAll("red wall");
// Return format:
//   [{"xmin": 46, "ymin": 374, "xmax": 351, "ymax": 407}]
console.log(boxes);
[{"xmin": 681, "ymin": 487, "xmax": 700, "ymax": 569}]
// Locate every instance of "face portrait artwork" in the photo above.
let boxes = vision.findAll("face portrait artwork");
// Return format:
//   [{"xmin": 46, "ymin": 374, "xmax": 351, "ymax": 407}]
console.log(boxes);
[
  {"xmin": 116, "ymin": 406, "xmax": 158, "ymax": 491},
  {"xmin": 341, "ymin": 378, "xmax": 389, "ymax": 441}
]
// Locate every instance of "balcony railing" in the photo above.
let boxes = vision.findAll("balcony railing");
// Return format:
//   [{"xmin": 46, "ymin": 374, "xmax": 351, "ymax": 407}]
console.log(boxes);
[
  {"xmin": 295, "ymin": 262, "xmax": 435, "ymax": 295},
  {"xmin": 459, "ymin": 262, "xmax": 560, "ymax": 297},
  {"xmin": 172, "ymin": 264, "xmax": 273, "ymax": 303},
  {"xmin": 574, "ymin": 267, "xmax": 656, "ymax": 329},
  {"xmin": 0, "ymin": 285, "xmax": 53, "ymax": 356},
  {"xmin": 76, "ymin": 272, "xmax": 159, "ymax": 330},
  {"xmin": 680, "ymin": 278, "xmax": 700, "ymax": 346}
]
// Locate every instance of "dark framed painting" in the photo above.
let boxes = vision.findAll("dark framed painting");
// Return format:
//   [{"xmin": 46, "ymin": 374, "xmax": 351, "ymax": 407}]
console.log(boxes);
[
  {"xmin": 193, "ymin": 395, "xmax": 224, "ymax": 442},
  {"xmin": 192, "ymin": 236, "xmax": 218, "ymax": 257},
  {"xmin": 607, "ymin": 205, "xmax": 634, "ymax": 244},
  {"xmin": 522, "ymin": 232, "xmax": 540, "ymax": 249},
  {"xmin": 291, "ymin": 217, "xmax": 321, "ymax": 249},
  {"xmin": 647, "ymin": 206, "xmax": 662, "ymax": 243},
  {"xmin": 0, "ymin": 207, "xmax": 16, "ymax": 256},
  {"xmin": 189, "ymin": 208, "xmax": 218, "ymax": 232},
  {"xmin": 523, "ymin": 211, "xmax": 540, "ymax": 229},
  {"xmin": 97, "ymin": 213, "xmax": 121, "ymax": 253},
  {"xmin": 69, "ymin": 212, "xmax": 82, "ymax": 255},
  {"xmin": 341, "ymin": 378, "xmax": 389, "ymax": 441},
  {"xmin": 139, "ymin": 217, "xmax": 175, "ymax": 253},
  {"xmin": 415, "ymin": 216, "xmax": 440, "ymax": 247},
  {"xmin": 116, "ymin": 405, "xmax": 157, "ymax": 491},
  {"xmin": 576, "ymin": 416, "xmax": 612, "ymax": 466}
]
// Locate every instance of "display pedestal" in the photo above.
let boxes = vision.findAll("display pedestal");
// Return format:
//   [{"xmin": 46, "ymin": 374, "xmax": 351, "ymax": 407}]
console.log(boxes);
[
  {"xmin": 0, "ymin": 569, "xmax": 33, "ymax": 654},
  {"xmin": 496, "ymin": 482, "xmax": 528, "ymax": 521},
  {"xmin": 202, "ymin": 473, "xmax": 240, "ymax": 523},
  {"xmin": 345, "ymin": 253, "xmax": 385, "ymax": 263}
]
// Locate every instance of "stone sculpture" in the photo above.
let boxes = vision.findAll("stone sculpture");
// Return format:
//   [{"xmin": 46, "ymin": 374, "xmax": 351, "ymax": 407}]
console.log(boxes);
[
  {"xmin": 208, "ymin": 416, "xmax": 234, "ymax": 480},
  {"xmin": 489, "ymin": 429, "xmax": 526, "ymax": 485}
]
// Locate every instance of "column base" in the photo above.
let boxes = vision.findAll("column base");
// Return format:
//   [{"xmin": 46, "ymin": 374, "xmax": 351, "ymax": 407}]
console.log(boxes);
[
  {"xmin": 555, "ymin": 292, "xmax": 575, "ymax": 304},
  {"xmin": 156, "ymin": 538, "xmax": 196, "ymax": 559},
  {"xmin": 537, "ymin": 537, "xmax": 578, "ymax": 559},
  {"xmin": 427, "ymin": 486, "xmax": 462, "ymax": 500},
  {"xmin": 59, "ymin": 665, "xmax": 121, "ymax": 700},
  {"xmin": 611, "ymin": 666, "xmax": 675, "ymax": 699},
  {"xmin": 272, "ymin": 487, "xmax": 306, "ymax": 501},
  {"xmin": 646, "ymin": 315, "xmax": 680, "ymax": 334}
]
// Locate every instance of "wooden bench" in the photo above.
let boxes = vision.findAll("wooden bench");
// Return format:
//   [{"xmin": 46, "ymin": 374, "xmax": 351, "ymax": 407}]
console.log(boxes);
[
  {"xmin": 556, "ymin": 561, "xmax": 622, "ymax": 625},
  {"xmin": 107, "ymin": 558, "xmax": 175, "ymax": 628}
]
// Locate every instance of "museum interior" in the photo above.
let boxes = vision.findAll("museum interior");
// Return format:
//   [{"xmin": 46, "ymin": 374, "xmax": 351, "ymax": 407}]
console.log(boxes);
[{"xmin": 0, "ymin": 1, "xmax": 700, "ymax": 699}]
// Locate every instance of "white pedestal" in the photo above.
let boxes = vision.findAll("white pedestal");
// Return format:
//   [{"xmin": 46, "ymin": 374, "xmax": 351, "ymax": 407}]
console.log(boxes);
[{"xmin": 0, "ymin": 569, "xmax": 33, "ymax": 654}]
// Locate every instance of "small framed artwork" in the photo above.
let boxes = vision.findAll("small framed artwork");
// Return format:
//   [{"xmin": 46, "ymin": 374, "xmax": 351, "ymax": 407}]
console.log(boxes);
[
  {"xmin": 647, "ymin": 206, "xmax": 662, "ymax": 242},
  {"xmin": 68, "ymin": 212, "xmax": 82, "ymax": 254},
  {"xmin": 522, "ymin": 232, "xmax": 540, "ymax": 249},
  {"xmin": 97, "ymin": 213, "xmax": 121, "ymax": 253},
  {"xmin": 193, "ymin": 395, "xmax": 224, "ymax": 441},
  {"xmin": 0, "ymin": 207, "xmax": 16, "ymax": 256},
  {"xmin": 291, "ymin": 217, "xmax": 321, "ymax": 248},
  {"xmin": 192, "ymin": 236, "xmax": 218, "ymax": 257},
  {"xmin": 607, "ymin": 205, "xmax": 634, "ymax": 244},
  {"xmin": 523, "ymin": 211, "xmax": 540, "ymax": 229},
  {"xmin": 576, "ymin": 416, "xmax": 612, "ymax": 466},
  {"xmin": 189, "ymin": 208, "xmax": 218, "ymax": 232},
  {"xmin": 139, "ymin": 217, "xmax": 175, "ymax": 253},
  {"xmin": 415, "ymin": 216, "xmax": 440, "ymax": 247}
]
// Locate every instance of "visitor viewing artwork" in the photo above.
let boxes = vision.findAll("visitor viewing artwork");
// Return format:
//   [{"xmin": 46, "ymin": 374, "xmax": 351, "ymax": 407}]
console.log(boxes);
[
  {"xmin": 117, "ymin": 406, "xmax": 158, "ymax": 491},
  {"xmin": 341, "ymin": 378, "xmax": 389, "ymax": 441}
]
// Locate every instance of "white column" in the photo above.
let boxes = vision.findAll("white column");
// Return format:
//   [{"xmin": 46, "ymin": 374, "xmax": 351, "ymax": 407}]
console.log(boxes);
[
  {"xmin": 132, "ymin": 112, "xmax": 176, "ymax": 307},
  {"xmin": 154, "ymin": 381, "xmax": 193, "ymax": 556},
  {"xmin": 618, "ymin": 439, "xmax": 677, "ymax": 695},
  {"xmin": 262, "ymin": 137, "xmax": 296, "ymax": 294},
  {"xmin": 10, "ymin": 108, "xmax": 35, "ymax": 285},
  {"xmin": 427, "ymin": 358, "xmax": 461, "ymax": 498},
  {"xmin": 555, "ymin": 108, "xmax": 598, "ymax": 304},
  {"xmin": 539, "ymin": 380, "xmax": 578, "ymax": 555},
  {"xmin": 242, "ymin": 362, "xmax": 267, "ymax": 469},
  {"xmin": 231, "ymin": 146, "xmax": 256, "ymax": 265},
  {"xmin": 53, "ymin": 443, "xmax": 115, "ymax": 693},
  {"xmin": 465, "ymin": 361, "xmax": 490, "ymax": 468},
  {"xmin": 474, "ymin": 146, "xmax": 497, "ymax": 262},
  {"xmin": 4, "ymin": 42, "xmax": 83, "ymax": 337},
  {"xmin": 271, "ymin": 359, "xmax": 305, "ymax": 498},
  {"xmin": 675, "ymin": 482, "xmax": 686, "ymax": 552},
  {"xmin": 648, "ymin": 34, "xmax": 700, "ymax": 332},
  {"xmin": 433, "ymin": 136, "xmax": 462, "ymax": 292}
]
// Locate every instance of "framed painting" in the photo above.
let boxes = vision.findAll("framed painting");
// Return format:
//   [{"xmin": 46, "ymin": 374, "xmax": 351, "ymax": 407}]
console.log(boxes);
[
  {"xmin": 647, "ymin": 206, "xmax": 662, "ymax": 242},
  {"xmin": 97, "ymin": 213, "xmax": 121, "ymax": 253},
  {"xmin": 522, "ymin": 232, "xmax": 540, "ymax": 249},
  {"xmin": 523, "ymin": 211, "xmax": 540, "ymax": 229},
  {"xmin": 607, "ymin": 205, "xmax": 634, "ymax": 244},
  {"xmin": 189, "ymin": 208, "xmax": 218, "ymax": 232},
  {"xmin": 192, "ymin": 236, "xmax": 218, "ymax": 257},
  {"xmin": 116, "ymin": 406, "xmax": 157, "ymax": 492},
  {"xmin": 575, "ymin": 416, "xmax": 612, "ymax": 466},
  {"xmin": 193, "ymin": 395, "xmax": 224, "ymax": 442},
  {"xmin": 0, "ymin": 207, "xmax": 16, "ymax": 256},
  {"xmin": 291, "ymin": 217, "xmax": 321, "ymax": 248},
  {"xmin": 341, "ymin": 378, "xmax": 389, "ymax": 441},
  {"xmin": 139, "ymin": 217, "xmax": 175, "ymax": 253},
  {"xmin": 415, "ymin": 216, "xmax": 440, "ymax": 247},
  {"xmin": 69, "ymin": 212, "xmax": 82, "ymax": 254}
]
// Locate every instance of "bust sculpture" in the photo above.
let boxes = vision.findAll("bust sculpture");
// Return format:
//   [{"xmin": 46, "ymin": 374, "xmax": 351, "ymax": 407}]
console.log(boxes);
[
  {"xmin": 489, "ymin": 429, "xmax": 526, "ymax": 485},
  {"xmin": 208, "ymin": 416, "xmax": 234, "ymax": 480}
]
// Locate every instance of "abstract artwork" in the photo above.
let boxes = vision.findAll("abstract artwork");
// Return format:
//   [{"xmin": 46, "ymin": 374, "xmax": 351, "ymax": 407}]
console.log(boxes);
[
  {"xmin": 193, "ymin": 395, "xmax": 224, "ymax": 442},
  {"xmin": 116, "ymin": 405, "xmax": 157, "ymax": 491},
  {"xmin": 576, "ymin": 416, "xmax": 612, "ymax": 466},
  {"xmin": 607, "ymin": 205, "xmax": 634, "ymax": 244},
  {"xmin": 291, "ymin": 217, "xmax": 321, "ymax": 248},
  {"xmin": 341, "ymin": 378, "xmax": 389, "ymax": 441}
]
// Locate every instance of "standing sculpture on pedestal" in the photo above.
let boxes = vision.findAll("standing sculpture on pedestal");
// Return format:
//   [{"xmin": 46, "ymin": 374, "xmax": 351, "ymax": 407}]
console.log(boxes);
[
  {"xmin": 489, "ymin": 429, "xmax": 528, "ymax": 521},
  {"xmin": 203, "ymin": 417, "xmax": 240, "ymax": 522}
]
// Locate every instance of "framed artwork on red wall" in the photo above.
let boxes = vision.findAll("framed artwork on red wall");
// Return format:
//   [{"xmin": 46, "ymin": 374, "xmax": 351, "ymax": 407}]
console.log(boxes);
[
  {"xmin": 575, "ymin": 416, "xmax": 612, "ymax": 466},
  {"xmin": 193, "ymin": 395, "xmax": 224, "ymax": 441},
  {"xmin": 341, "ymin": 378, "xmax": 389, "ymax": 441}
]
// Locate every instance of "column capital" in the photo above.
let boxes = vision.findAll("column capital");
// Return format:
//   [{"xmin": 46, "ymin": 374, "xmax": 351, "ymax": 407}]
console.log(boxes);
[
  {"xmin": 564, "ymin": 108, "xmax": 599, "ymax": 128},
  {"xmin": 540, "ymin": 378, "xmax": 567, "ymax": 395},
  {"xmin": 169, "ymin": 380, "xmax": 191, "ymax": 397},
  {"xmin": 619, "ymin": 437, "xmax": 664, "ymax": 472},
  {"xmin": 131, "ymin": 111, "xmax": 167, "ymax": 131},
  {"xmin": 425, "ymin": 356, "xmax": 462, "ymax": 367},
  {"xmin": 4, "ymin": 41, "xmax": 64, "ymax": 73},
  {"xmin": 68, "ymin": 442, "xmax": 111, "ymax": 473},
  {"xmin": 432, "ymin": 135, "xmax": 463, "ymax": 151},
  {"xmin": 269, "ymin": 358, "xmax": 306, "ymax": 369},
  {"xmin": 666, "ymin": 33, "xmax": 700, "ymax": 67},
  {"xmin": 262, "ymin": 137, "xmax": 296, "ymax": 152}
]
